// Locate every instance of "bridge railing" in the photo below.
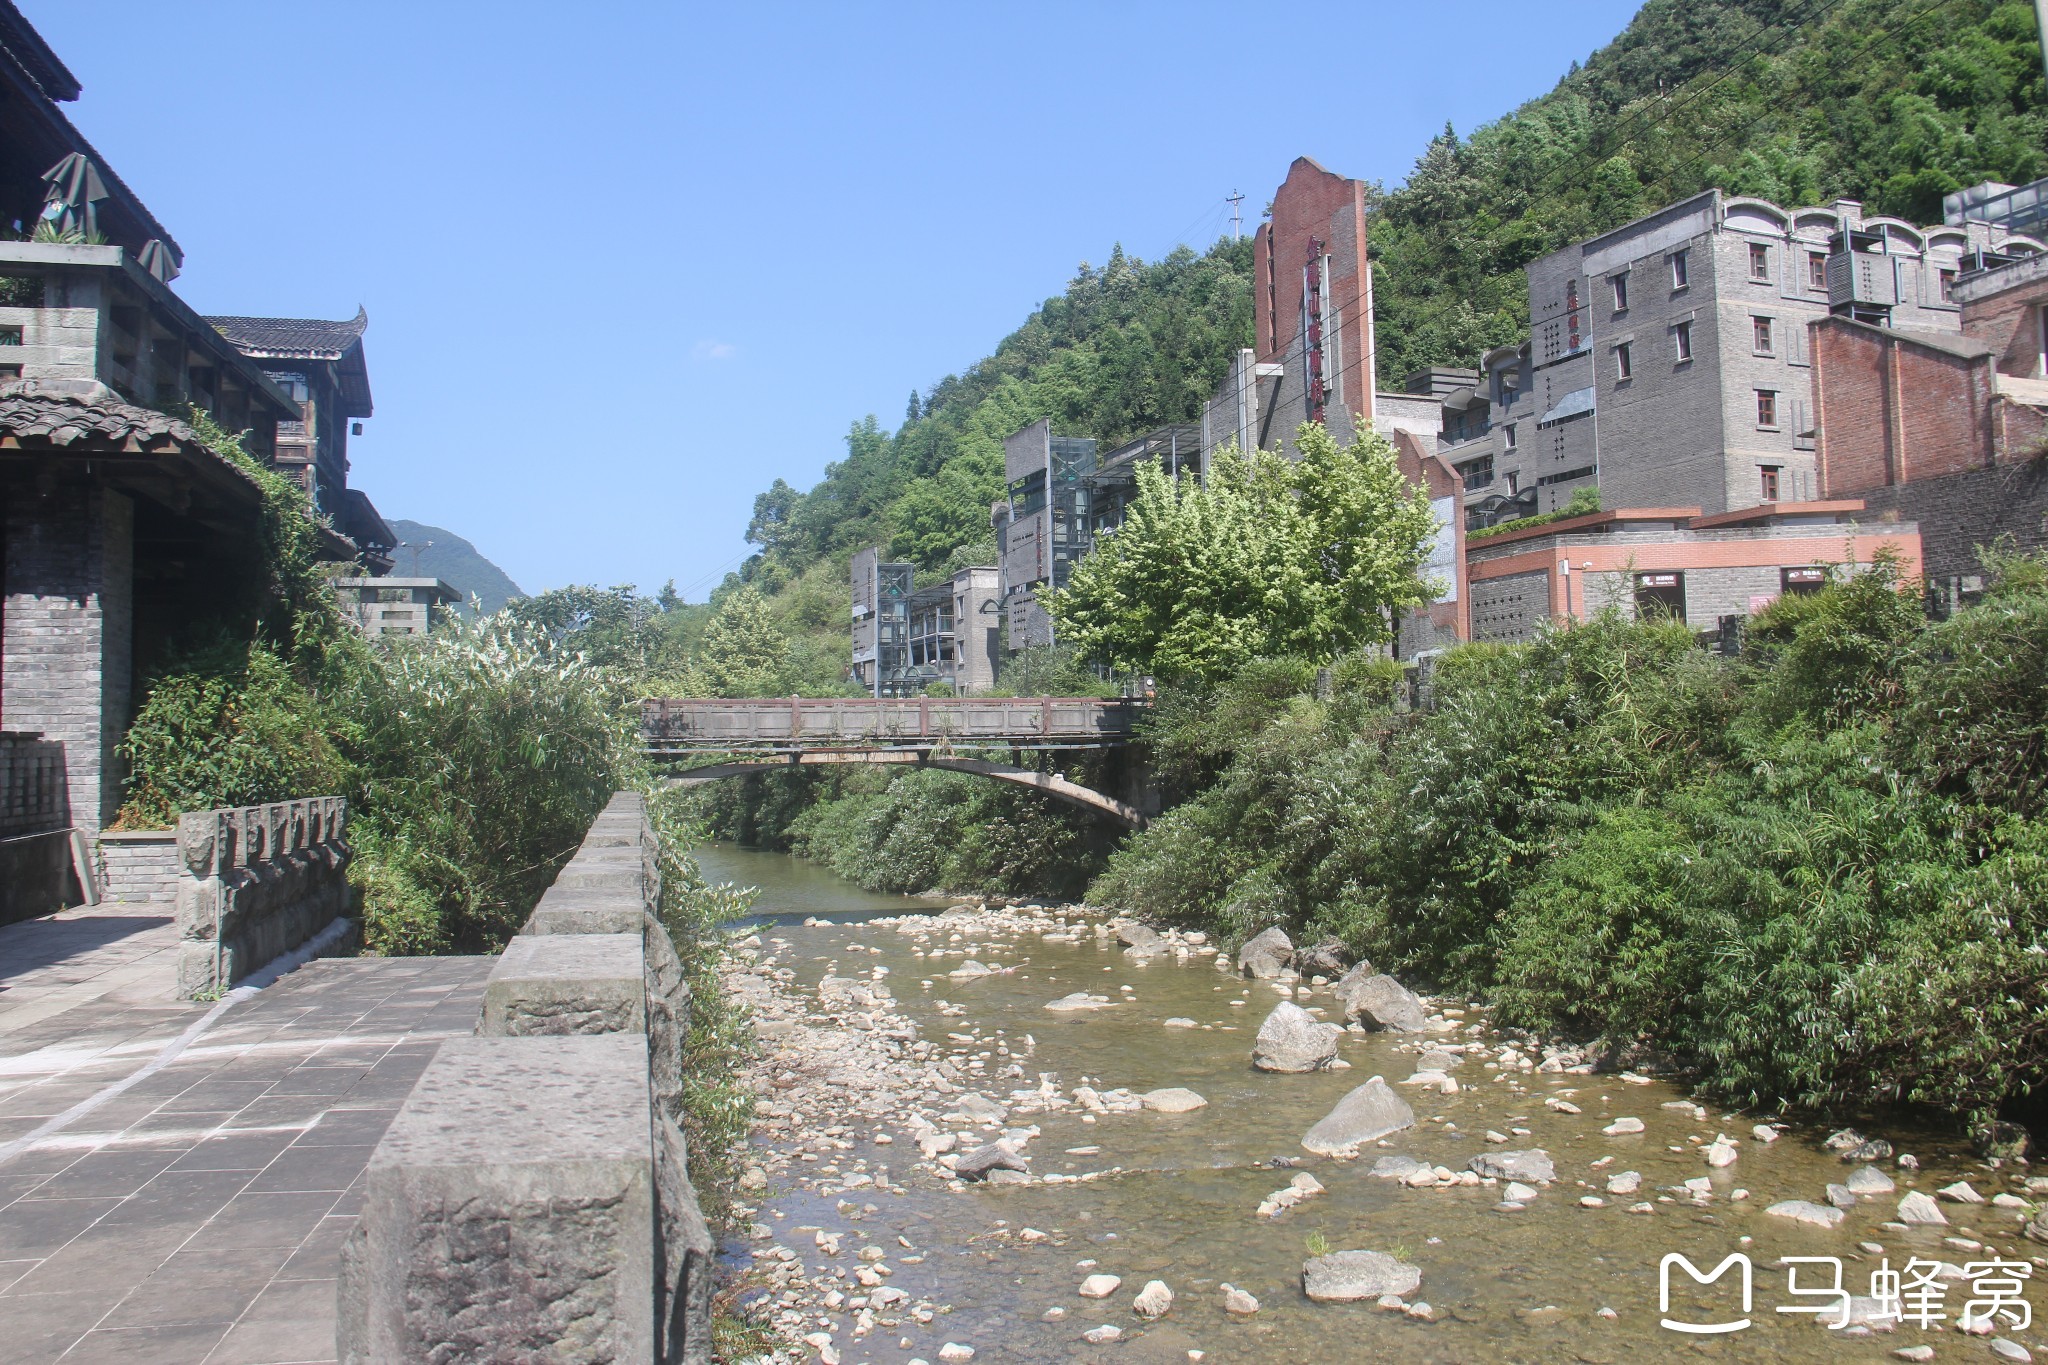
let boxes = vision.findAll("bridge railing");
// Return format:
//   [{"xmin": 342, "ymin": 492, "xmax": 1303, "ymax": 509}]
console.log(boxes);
[{"xmin": 640, "ymin": 695, "xmax": 1146, "ymax": 750}]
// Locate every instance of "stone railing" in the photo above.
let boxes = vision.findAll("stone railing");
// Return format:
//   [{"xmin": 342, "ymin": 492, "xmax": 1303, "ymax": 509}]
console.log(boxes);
[
  {"xmin": 339, "ymin": 791, "xmax": 713, "ymax": 1365},
  {"xmin": 98, "ymin": 829, "xmax": 179, "ymax": 906},
  {"xmin": 175, "ymin": 796, "xmax": 356, "ymax": 998},
  {"xmin": 0, "ymin": 730, "xmax": 79, "ymax": 923}
]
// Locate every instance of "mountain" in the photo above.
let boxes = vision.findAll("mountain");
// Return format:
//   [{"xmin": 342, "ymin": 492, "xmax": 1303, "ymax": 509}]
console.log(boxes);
[{"xmin": 385, "ymin": 520, "xmax": 525, "ymax": 615}]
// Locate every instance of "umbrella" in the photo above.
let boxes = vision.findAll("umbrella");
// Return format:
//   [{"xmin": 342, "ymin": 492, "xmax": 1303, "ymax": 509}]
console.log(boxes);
[
  {"xmin": 39, "ymin": 153, "xmax": 107, "ymax": 240},
  {"xmin": 137, "ymin": 239, "xmax": 180, "ymax": 283}
]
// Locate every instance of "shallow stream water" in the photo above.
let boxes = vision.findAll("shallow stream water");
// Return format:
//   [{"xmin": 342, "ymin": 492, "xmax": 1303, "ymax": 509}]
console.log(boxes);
[{"xmin": 699, "ymin": 844, "xmax": 2046, "ymax": 1365}]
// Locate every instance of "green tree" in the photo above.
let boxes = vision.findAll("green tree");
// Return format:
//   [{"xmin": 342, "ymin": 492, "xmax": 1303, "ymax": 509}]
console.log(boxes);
[
  {"xmin": 1048, "ymin": 424, "xmax": 1439, "ymax": 679},
  {"xmin": 690, "ymin": 584, "xmax": 790, "ymax": 697}
]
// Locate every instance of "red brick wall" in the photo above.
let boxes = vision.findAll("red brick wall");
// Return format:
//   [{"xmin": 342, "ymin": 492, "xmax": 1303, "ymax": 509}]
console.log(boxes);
[
  {"xmin": 1962, "ymin": 272, "xmax": 2048, "ymax": 379},
  {"xmin": 1813, "ymin": 318, "xmax": 1992, "ymax": 496},
  {"xmin": 1254, "ymin": 157, "xmax": 1371, "ymax": 381}
]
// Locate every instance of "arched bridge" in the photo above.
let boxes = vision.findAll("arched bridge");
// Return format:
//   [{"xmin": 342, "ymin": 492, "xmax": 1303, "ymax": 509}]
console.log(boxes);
[{"xmin": 642, "ymin": 697, "xmax": 1150, "ymax": 827}]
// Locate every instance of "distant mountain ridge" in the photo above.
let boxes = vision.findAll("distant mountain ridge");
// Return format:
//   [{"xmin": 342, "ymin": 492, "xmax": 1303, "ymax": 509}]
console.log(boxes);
[{"xmin": 387, "ymin": 520, "xmax": 525, "ymax": 616}]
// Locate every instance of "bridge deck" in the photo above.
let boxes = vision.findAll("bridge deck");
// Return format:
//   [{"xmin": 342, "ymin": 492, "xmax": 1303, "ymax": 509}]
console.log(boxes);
[{"xmin": 641, "ymin": 696, "xmax": 1144, "ymax": 751}]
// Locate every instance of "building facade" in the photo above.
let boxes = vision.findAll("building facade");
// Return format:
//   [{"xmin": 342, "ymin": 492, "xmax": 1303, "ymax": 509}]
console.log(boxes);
[
  {"xmin": 851, "ymin": 549, "xmax": 998, "ymax": 695},
  {"xmin": 997, "ymin": 419, "xmax": 1096, "ymax": 650},
  {"xmin": 1462, "ymin": 190, "xmax": 2041, "ymax": 528},
  {"xmin": 334, "ymin": 577, "xmax": 459, "ymax": 638},
  {"xmin": 850, "ymin": 546, "xmax": 912, "ymax": 695},
  {"xmin": 1463, "ymin": 501, "xmax": 1922, "ymax": 644}
]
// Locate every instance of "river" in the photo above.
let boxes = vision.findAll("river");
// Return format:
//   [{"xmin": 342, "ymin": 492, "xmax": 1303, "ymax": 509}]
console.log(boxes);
[{"xmin": 696, "ymin": 843, "xmax": 2046, "ymax": 1365}]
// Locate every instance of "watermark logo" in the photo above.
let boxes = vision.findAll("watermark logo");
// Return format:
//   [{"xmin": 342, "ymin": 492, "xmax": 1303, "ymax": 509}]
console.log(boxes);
[{"xmin": 1658, "ymin": 1251, "xmax": 2033, "ymax": 1334}]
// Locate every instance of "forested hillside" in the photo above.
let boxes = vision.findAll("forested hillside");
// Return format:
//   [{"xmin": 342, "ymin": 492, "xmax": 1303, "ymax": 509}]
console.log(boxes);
[
  {"xmin": 1373, "ymin": 0, "xmax": 2046, "ymax": 382},
  {"xmin": 731, "ymin": 0, "xmax": 2043, "ymax": 607}
]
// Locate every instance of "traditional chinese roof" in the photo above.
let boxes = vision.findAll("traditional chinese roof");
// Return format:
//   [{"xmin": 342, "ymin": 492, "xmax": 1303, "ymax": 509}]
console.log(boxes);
[
  {"xmin": 0, "ymin": 381, "xmax": 210, "ymax": 450},
  {"xmin": 206, "ymin": 309, "xmax": 373, "ymax": 419},
  {"xmin": 206, "ymin": 308, "xmax": 369, "ymax": 361}
]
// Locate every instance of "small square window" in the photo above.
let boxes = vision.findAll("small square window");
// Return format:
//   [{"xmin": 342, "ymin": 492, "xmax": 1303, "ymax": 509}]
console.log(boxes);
[
  {"xmin": 1674, "ymin": 320, "xmax": 1694, "ymax": 362},
  {"xmin": 1753, "ymin": 316, "xmax": 1774, "ymax": 354},
  {"xmin": 1749, "ymin": 242, "xmax": 1770, "ymax": 279},
  {"xmin": 1760, "ymin": 466, "xmax": 1782, "ymax": 502},
  {"xmin": 1614, "ymin": 341, "xmax": 1633, "ymax": 379},
  {"xmin": 1671, "ymin": 250, "xmax": 1689, "ymax": 289},
  {"xmin": 1611, "ymin": 274, "xmax": 1629, "ymax": 312},
  {"xmin": 1808, "ymin": 251, "xmax": 1828, "ymax": 291},
  {"xmin": 1756, "ymin": 390, "xmax": 1778, "ymax": 428}
]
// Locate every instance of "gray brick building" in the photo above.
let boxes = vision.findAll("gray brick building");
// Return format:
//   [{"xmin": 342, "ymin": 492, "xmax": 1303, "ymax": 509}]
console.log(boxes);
[{"xmin": 1460, "ymin": 190, "xmax": 2043, "ymax": 527}]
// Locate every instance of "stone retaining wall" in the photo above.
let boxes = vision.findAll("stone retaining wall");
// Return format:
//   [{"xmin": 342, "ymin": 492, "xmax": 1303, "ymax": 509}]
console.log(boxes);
[
  {"xmin": 0, "ymin": 730, "xmax": 75, "ymax": 923},
  {"xmin": 338, "ymin": 791, "xmax": 713, "ymax": 1364},
  {"xmin": 175, "ymin": 796, "xmax": 356, "ymax": 998}
]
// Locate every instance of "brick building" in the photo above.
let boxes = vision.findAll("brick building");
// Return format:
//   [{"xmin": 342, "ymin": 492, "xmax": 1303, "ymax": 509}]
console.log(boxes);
[
  {"xmin": 1459, "ymin": 190, "xmax": 2040, "ymax": 529},
  {"xmin": 1811, "ymin": 249, "xmax": 2048, "ymax": 605},
  {"xmin": 1464, "ymin": 500, "xmax": 1922, "ymax": 643},
  {"xmin": 333, "ymin": 577, "xmax": 461, "ymax": 638},
  {"xmin": 996, "ymin": 418, "xmax": 1097, "ymax": 650}
]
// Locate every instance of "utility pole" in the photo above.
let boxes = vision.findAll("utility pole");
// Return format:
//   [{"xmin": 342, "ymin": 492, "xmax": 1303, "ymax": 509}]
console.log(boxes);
[
  {"xmin": 1226, "ymin": 189, "xmax": 1245, "ymax": 243},
  {"xmin": 399, "ymin": 540, "xmax": 432, "ymax": 576}
]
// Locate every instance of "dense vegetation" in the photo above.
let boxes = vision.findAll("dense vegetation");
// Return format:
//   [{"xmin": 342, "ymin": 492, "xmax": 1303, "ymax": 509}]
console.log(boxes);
[
  {"xmin": 1093, "ymin": 552, "xmax": 2048, "ymax": 1125},
  {"xmin": 1371, "ymin": 0, "xmax": 2048, "ymax": 384}
]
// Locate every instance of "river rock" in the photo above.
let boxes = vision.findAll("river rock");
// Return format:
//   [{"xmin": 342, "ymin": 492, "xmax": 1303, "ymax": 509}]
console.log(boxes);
[
  {"xmin": 938, "ymin": 1344, "xmax": 974, "ymax": 1362},
  {"xmin": 1163, "ymin": 1017, "xmax": 1196, "ymax": 1028},
  {"xmin": 1505, "ymin": 1181, "xmax": 1540, "ymax": 1202},
  {"xmin": 1989, "ymin": 1342, "xmax": 2032, "ymax": 1364},
  {"xmin": 1976, "ymin": 1119, "xmax": 2032, "ymax": 1160},
  {"xmin": 1704, "ymin": 1137, "xmax": 1739, "ymax": 1167},
  {"xmin": 953, "ymin": 1093, "xmax": 1007, "ymax": 1123},
  {"xmin": 1140, "ymin": 1087, "xmax": 1208, "ymax": 1113},
  {"xmin": 1370, "ymin": 1154, "xmax": 1429, "ymax": 1180},
  {"xmin": 950, "ymin": 960, "xmax": 995, "ymax": 979},
  {"xmin": 1845, "ymin": 1139, "xmax": 1893, "ymax": 1162},
  {"xmin": 1469, "ymin": 1149, "xmax": 1555, "ymax": 1183},
  {"xmin": 1302, "ymin": 1250, "xmax": 1423, "ymax": 1302},
  {"xmin": 1416, "ymin": 1048, "xmax": 1461, "ymax": 1071},
  {"xmin": 1081, "ymin": 1325, "xmax": 1121, "ymax": 1344},
  {"xmin": 1897, "ymin": 1191, "xmax": 1948, "ymax": 1225},
  {"xmin": 1294, "ymin": 938, "xmax": 1351, "ymax": 977},
  {"xmin": 1221, "ymin": 1284, "xmax": 1261, "ymax": 1315},
  {"xmin": 1132, "ymin": 1280, "xmax": 1172, "ymax": 1319},
  {"xmin": 1607, "ymin": 1171, "xmax": 1642, "ymax": 1196},
  {"xmin": 1846, "ymin": 1165, "xmax": 1895, "ymax": 1195},
  {"xmin": 1253, "ymin": 1001, "xmax": 1341, "ymax": 1072},
  {"xmin": 1117, "ymin": 922, "xmax": 1167, "ymax": 958},
  {"xmin": 1334, "ymin": 970, "xmax": 1429, "ymax": 1032},
  {"xmin": 1938, "ymin": 1180, "xmax": 1984, "ymax": 1204},
  {"xmin": 1044, "ymin": 992, "xmax": 1115, "ymax": 1012},
  {"xmin": 1602, "ymin": 1117, "xmax": 1645, "ymax": 1136},
  {"xmin": 1079, "ymin": 1273, "xmax": 1121, "ymax": 1298},
  {"xmin": 1237, "ymin": 926, "xmax": 1294, "ymax": 979},
  {"xmin": 1302, "ymin": 1077, "xmax": 1416, "ymax": 1155},
  {"xmin": 955, "ymin": 1141, "xmax": 1028, "ymax": 1181},
  {"xmin": 1767, "ymin": 1200, "xmax": 1846, "ymax": 1228},
  {"xmin": 1826, "ymin": 1184, "xmax": 1857, "ymax": 1209}
]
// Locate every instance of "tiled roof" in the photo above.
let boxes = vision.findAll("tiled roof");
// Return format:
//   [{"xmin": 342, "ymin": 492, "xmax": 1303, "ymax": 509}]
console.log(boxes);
[
  {"xmin": 0, "ymin": 382, "xmax": 205, "ymax": 449},
  {"xmin": 206, "ymin": 308, "xmax": 369, "ymax": 360}
]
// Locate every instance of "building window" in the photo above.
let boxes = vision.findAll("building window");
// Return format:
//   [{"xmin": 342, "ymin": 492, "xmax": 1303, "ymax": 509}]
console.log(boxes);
[
  {"xmin": 1635, "ymin": 571, "xmax": 1686, "ymax": 623},
  {"xmin": 1456, "ymin": 455, "xmax": 1494, "ymax": 491},
  {"xmin": 1752, "ymin": 316, "xmax": 1774, "ymax": 354},
  {"xmin": 1749, "ymin": 242, "xmax": 1770, "ymax": 280},
  {"xmin": 1671, "ymin": 249, "xmax": 1689, "ymax": 290},
  {"xmin": 1938, "ymin": 267, "xmax": 1956, "ymax": 303},
  {"xmin": 1611, "ymin": 273, "xmax": 1629, "ymax": 312},
  {"xmin": 1808, "ymin": 251, "xmax": 1828, "ymax": 291},
  {"xmin": 1760, "ymin": 465, "xmax": 1781, "ymax": 501},
  {"xmin": 1615, "ymin": 341, "xmax": 1633, "ymax": 380},
  {"xmin": 1674, "ymin": 320, "xmax": 1694, "ymax": 362},
  {"xmin": 1504, "ymin": 470, "xmax": 1520, "ymax": 494},
  {"xmin": 1503, "ymin": 422, "xmax": 1517, "ymax": 450},
  {"xmin": 1756, "ymin": 389, "xmax": 1778, "ymax": 428}
]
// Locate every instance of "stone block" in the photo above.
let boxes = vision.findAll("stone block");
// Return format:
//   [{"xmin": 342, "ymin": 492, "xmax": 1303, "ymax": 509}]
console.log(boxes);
[
  {"xmin": 338, "ymin": 1035, "xmax": 659, "ymax": 1364},
  {"xmin": 480, "ymin": 933, "xmax": 647, "ymax": 1037},
  {"xmin": 524, "ymin": 884, "xmax": 646, "ymax": 936}
]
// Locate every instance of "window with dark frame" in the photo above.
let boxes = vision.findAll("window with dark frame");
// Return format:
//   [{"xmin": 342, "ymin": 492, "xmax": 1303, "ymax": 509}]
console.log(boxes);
[
  {"xmin": 1504, "ymin": 422, "xmax": 1517, "ymax": 450},
  {"xmin": 1756, "ymin": 390, "xmax": 1778, "ymax": 428},
  {"xmin": 1938, "ymin": 268, "xmax": 1956, "ymax": 303},
  {"xmin": 1675, "ymin": 320, "xmax": 1693, "ymax": 362},
  {"xmin": 1671, "ymin": 250, "xmax": 1689, "ymax": 289},
  {"xmin": 1760, "ymin": 465, "xmax": 1781, "ymax": 501},
  {"xmin": 1749, "ymin": 242, "xmax": 1769, "ymax": 279},
  {"xmin": 1753, "ymin": 316, "xmax": 1773, "ymax": 354},
  {"xmin": 1808, "ymin": 251, "xmax": 1827, "ymax": 291},
  {"xmin": 1615, "ymin": 341, "xmax": 1632, "ymax": 379},
  {"xmin": 1612, "ymin": 273, "xmax": 1629, "ymax": 311}
]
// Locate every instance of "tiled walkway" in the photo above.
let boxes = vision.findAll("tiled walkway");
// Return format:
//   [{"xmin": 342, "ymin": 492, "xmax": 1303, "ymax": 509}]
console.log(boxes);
[{"xmin": 0, "ymin": 919, "xmax": 488, "ymax": 1365}]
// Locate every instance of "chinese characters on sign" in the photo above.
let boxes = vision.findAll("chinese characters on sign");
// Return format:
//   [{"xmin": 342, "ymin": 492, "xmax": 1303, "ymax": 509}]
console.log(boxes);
[{"xmin": 1660, "ymin": 1252, "xmax": 2032, "ymax": 1335}]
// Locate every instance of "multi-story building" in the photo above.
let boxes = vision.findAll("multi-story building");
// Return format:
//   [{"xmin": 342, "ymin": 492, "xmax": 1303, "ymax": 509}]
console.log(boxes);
[
  {"xmin": 1464, "ymin": 189, "xmax": 2040, "ymax": 527},
  {"xmin": 996, "ymin": 418, "xmax": 1097, "ymax": 650},
  {"xmin": 208, "ymin": 310, "xmax": 393, "ymax": 571},
  {"xmin": 851, "ymin": 548, "xmax": 999, "ymax": 694}
]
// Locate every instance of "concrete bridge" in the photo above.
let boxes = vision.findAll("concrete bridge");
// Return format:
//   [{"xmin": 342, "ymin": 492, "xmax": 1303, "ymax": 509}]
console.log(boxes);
[{"xmin": 642, "ymin": 697, "xmax": 1151, "ymax": 827}]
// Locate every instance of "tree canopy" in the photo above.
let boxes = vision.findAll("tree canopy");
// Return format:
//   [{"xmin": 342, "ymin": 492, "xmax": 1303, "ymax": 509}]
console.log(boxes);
[{"xmin": 1047, "ymin": 425, "xmax": 1440, "ymax": 680}]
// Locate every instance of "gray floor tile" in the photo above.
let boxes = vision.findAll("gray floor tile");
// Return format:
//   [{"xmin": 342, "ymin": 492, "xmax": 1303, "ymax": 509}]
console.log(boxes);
[
  {"xmin": 0, "ymin": 1196, "xmax": 119, "ymax": 1256},
  {"xmin": 0, "ymin": 1289, "xmax": 108, "ymax": 1364},
  {"xmin": 3, "ymin": 1224, "xmax": 184, "ymax": 1296},
  {"xmin": 29, "ymin": 1149, "xmax": 183, "ymax": 1198},
  {"xmin": 146, "ymin": 1243, "xmax": 294, "ymax": 1286},
  {"xmin": 290, "ymin": 1109, "xmax": 394, "ymax": 1147},
  {"xmin": 62, "ymin": 1320, "xmax": 230, "ymax": 1363},
  {"xmin": 168, "ymin": 1132, "xmax": 299, "ymax": 1173},
  {"xmin": 202, "ymin": 1312, "xmax": 335, "ymax": 1365},
  {"xmin": 100, "ymin": 1169, "xmax": 255, "ymax": 1226},
  {"xmin": 243, "ymin": 1146, "xmax": 374, "ymax": 1195},
  {"xmin": 98, "ymin": 1275, "xmax": 259, "ymax": 1329},
  {"xmin": 185, "ymin": 1191, "xmax": 338, "ymax": 1249}
]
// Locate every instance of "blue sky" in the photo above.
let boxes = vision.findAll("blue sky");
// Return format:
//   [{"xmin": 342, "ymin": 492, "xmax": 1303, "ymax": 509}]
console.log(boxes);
[{"xmin": 26, "ymin": 1, "xmax": 1641, "ymax": 598}]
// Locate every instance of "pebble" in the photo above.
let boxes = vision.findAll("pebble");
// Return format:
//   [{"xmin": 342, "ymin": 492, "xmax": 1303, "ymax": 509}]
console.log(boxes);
[
  {"xmin": 1990, "ymin": 1341, "xmax": 2032, "ymax": 1363},
  {"xmin": 1893, "ymin": 1347, "xmax": 1933, "ymax": 1362},
  {"xmin": 1082, "ymin": 1325, "xmax": 1122, "ymax": 1344},
  {"xmin": 1607, "ymin": 1171, "xmax": 1642, "ymax": 1196},
  {"xmin": 1505, "ymin": 1182, "xmax": 1539, "ymax": 1202},
  {"xmin": 1221, "ymin": 1284, "xmax": 1261, "ymax": 1316},
  {"xmin": 937, "ymin": 1345, "xmax": 974, "ymax": 1363},
  {"xmin": 1132, "ymin": 1280, "xmax": 1173, "ymax": 1319},
  {"xmin": 1079, "ymin": 1273, "xmax": 1121, "ymax": 1298},
  {"xmin": 1602, "ymin": 1117, "xmax": 1645, "ymax": 1136}
]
